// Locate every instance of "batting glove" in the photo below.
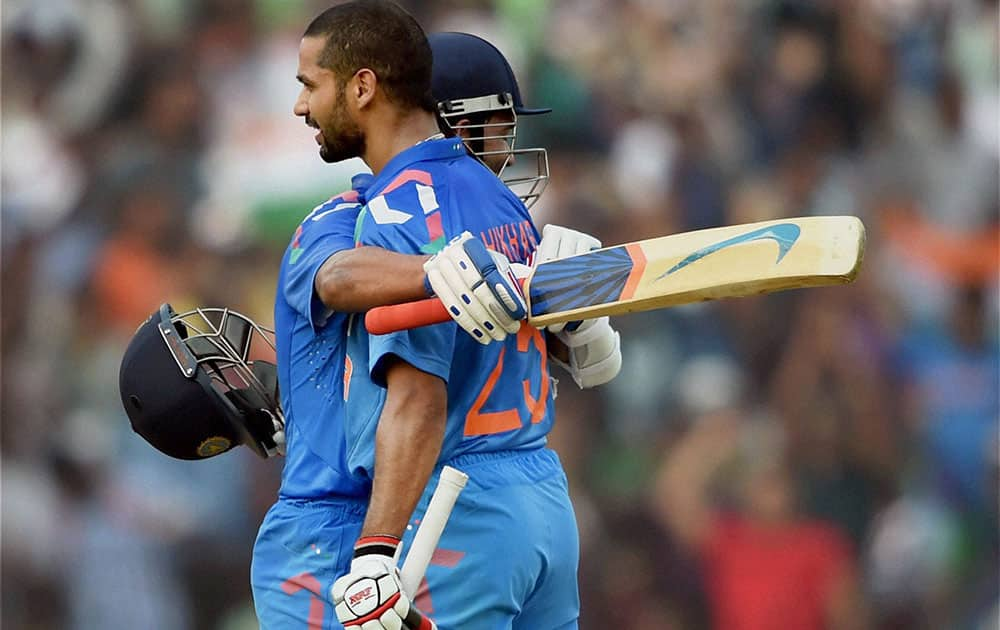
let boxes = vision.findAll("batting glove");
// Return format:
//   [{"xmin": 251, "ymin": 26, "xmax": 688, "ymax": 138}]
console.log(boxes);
[
  {"xmin": 423, "ymin": 231, "xmax": 526, "ymax": 344},
  {"xmin": 549, "ymin": 316, "xmax": 622, "ymax": 389},
  {"xmin": 332, "ymin": 536, "xmax": 436, "ymax": 630},
  {"xmin": 534, "ymin": 224, "xmax": 602, "ymax": 333}
]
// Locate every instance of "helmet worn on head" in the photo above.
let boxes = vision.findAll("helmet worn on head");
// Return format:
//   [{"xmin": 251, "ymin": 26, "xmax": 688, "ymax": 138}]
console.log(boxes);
[
  {"xmin": 430, "ymin": 32, "xmax": 550, "ymax": 208},
  {"xmin": 119, "ymin": 304, "xmax": 284, "ymax": 460}
]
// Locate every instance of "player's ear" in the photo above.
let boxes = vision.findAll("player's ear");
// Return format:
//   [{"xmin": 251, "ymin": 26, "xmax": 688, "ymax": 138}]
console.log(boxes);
[
  {"xmin": 453, "ymin": 119, "xmax": 473, "ymax": 140},
  {"xmin": 352, "ymin": 68, "xmax": 377, "ymax": 110}
]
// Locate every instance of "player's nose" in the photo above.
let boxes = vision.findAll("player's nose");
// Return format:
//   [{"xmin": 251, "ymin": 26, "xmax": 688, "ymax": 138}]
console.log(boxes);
[{"xmin": 293, "ymin": 96, "xmax": 308, "ymax": 118}]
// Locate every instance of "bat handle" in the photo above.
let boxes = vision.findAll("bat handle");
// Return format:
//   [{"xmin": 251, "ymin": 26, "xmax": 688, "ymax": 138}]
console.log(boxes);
[
  {"xmin": 366, "ymin": 277, "xmax": 530, "ymax": 334},
  {"xmin": 366, "ymin": 298, "xmax": 451, "ymax": 334},
  {"xmin": 399, "ymin": 466, "xmax": 469, "ymax": 598}
]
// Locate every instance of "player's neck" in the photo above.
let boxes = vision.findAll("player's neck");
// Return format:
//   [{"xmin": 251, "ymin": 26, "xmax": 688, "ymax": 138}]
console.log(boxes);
[{"xmin": 363, "ymin": 109, "xmax": 440, "ymax": 176}]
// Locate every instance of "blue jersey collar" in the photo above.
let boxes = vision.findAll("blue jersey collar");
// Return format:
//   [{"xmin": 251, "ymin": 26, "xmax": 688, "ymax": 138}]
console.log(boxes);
[{"xmin": 369, "ymin": 137, "xmax": 467, "ymax": 194}]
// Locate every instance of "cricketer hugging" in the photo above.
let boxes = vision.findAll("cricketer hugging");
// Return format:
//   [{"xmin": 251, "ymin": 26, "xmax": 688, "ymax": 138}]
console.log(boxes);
[{"xmin": 118, "ymin": 2, "xmax": 863, "ymax": 629}]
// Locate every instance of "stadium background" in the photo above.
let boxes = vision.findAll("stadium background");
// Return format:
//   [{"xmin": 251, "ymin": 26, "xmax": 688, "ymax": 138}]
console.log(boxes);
[{"xmin": 2, "ymin": 0, "xmax": 997, "ymax": 628}]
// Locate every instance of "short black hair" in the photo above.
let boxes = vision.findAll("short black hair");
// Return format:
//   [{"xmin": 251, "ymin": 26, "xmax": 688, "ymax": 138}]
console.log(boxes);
[{"xmin": 304, "ymin": 1, "xmax": 435, "ymax": 112}]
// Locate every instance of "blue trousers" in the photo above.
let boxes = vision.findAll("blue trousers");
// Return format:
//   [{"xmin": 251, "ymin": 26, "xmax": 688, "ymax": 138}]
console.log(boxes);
[
  {"xmin": 399, "ymin": 448, "xmax": 580, "ymax": 630},
  {"xmin": 251, "ymin": 496, "xmax": 366, "ymax": 629}
]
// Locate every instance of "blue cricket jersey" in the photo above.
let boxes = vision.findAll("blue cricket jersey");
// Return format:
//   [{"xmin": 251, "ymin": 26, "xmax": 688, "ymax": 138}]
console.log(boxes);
[
  {"xmin": 344, "ymin": 138, "xmax": 553, "ymax": 482},
  {"xmin": 273, "ymin": 174, "xmax": 374, "ymax": 500}
]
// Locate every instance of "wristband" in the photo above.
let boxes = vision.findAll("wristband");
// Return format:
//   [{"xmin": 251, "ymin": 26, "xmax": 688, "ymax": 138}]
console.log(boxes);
[{"xmin": 354, "ymin": 534, "xmax": 401, "ymax": 559}]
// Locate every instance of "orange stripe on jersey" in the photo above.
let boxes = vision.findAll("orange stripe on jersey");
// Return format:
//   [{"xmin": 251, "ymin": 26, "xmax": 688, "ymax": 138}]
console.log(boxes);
[
  {"xmin": 620, "ymin": 243, "xmax": 647, "ymax": 300},
  {"xmin": 381, "ymin": 169, "xmax": 433, "ymax": 195}
]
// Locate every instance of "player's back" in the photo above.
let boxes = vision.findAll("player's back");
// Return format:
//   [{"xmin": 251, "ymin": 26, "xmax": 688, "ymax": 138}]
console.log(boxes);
[
  {"xmin": 345, "ymin": 138, "xmax": 554, "ymax": 481},
  {"xmin": 430, "ymin": 151, "xmax": 555, "ymax": 457}
]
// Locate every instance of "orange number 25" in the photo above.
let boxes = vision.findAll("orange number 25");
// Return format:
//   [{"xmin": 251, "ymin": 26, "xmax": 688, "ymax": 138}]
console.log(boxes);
[{"xmin": 464, "ymin": 326, "xmax": 549, "ymax": 437}]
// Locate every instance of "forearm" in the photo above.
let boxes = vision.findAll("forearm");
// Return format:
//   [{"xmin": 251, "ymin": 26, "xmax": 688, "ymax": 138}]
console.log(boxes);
[
  {"xmin": 333, "ymin": 363, "xmax": 444, "ymax": 630},
  {"xmin": 315, "ymin": 247, "xmax": 430, "ymax": 312},
  {"xmin": 361, "ymin": 363, "xmax": 447, "ymax": 538}
]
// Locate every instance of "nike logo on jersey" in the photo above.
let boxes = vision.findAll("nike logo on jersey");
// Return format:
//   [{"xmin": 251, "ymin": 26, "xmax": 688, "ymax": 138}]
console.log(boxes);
[{"xmin": 656, "ymin": 223, "xmax": 801, "ymax": 280}]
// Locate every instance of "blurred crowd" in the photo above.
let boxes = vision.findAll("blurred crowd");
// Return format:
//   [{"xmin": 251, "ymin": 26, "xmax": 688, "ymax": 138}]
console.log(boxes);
[{"xmin": 2, "ymin": 0, "xmax": 997, "ymax": 629}]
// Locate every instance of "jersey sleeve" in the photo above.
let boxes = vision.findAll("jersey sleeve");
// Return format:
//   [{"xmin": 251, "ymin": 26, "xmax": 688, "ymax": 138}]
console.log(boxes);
[
  {"xmin": 283, "ymin": 194, "xmax": 363, "ymax": 331},
  {"xmin": 356, "ymin": 179, "xmax": 456, "ymax": 386}
]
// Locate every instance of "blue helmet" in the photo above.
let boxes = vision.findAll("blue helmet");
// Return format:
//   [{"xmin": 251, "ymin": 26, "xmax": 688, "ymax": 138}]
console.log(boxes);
[
  {"xmin": 119, "ymin": 304, "xmax": 285, "ymax": 460},
  {"xmin": 429, "ymin": 32, "xmax": 550, "ymax": 208}
]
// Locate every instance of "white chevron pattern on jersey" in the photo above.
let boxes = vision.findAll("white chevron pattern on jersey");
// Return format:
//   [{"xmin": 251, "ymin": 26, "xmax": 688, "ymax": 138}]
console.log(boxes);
[{"xmin": 367, "ymin": 195, "xmax": 412, "ymax": 225}]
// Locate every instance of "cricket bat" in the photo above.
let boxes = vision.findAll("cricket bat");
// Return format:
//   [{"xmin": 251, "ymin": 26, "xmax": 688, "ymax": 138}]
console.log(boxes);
[
  {"xmin": 399, "ymin": 465, "xmax": 468, "ymax": 598},
  {"xmin": 366, "ymin": 216, "xmax": 865, "ymax": 334}
]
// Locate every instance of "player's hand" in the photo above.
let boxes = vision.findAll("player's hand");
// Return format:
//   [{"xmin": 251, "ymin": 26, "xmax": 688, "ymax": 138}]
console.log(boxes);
[
  {"xmin": 423, "ymin": 231, "xmax": 526, "ymax": 344},
  {"xmin": 535, "ymin": 224, "xmax": 602, "ymax": 333},
  {"xmin": 332, "ymin": 537, "xmax": 436, "ymax": 630}
]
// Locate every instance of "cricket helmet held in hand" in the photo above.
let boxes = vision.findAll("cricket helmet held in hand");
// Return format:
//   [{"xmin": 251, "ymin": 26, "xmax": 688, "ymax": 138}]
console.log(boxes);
[
  {"xmin": 430, "ymin": 31, "xmax": 550, "ymax": 208},
  {"xmin": 119, "ymin": 304, "xmax": 284, "ymax": 460}
]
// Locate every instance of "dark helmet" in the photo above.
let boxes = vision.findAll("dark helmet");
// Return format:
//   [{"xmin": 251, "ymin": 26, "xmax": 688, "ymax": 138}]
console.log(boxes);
[
  {"xmin": 119, "ymin": 304, "xmax": 284, "ymax": 460},
  {"xmin": 430, "ymin": 32, "xmax": 550, "ymax": 208}
]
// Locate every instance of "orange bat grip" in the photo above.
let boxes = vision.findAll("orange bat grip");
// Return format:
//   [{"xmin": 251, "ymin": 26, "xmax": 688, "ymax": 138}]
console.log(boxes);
[{"xmin": 365, "ymin": 298, "xmax": 451, "ymax": 334}]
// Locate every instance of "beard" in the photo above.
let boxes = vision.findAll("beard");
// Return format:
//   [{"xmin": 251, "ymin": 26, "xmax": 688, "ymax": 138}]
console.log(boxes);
[
  {"xmin": 481, "ymin": 152, "xmax": 511, "ymax": 175},
  {"xmin": 318, "ymin": 97, "xmax": 365, "ymax": 164}
]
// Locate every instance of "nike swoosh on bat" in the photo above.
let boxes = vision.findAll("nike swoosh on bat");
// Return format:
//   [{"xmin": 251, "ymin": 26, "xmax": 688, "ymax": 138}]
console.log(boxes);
[{"xmin": 656, "ymin": 223, "xmax": 801, "ymax": 280}]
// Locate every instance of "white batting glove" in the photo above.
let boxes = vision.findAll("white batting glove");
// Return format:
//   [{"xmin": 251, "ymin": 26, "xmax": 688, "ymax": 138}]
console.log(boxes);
[
  {"xmin": 535, "ymin": 224, "xmax": 602, "ymax": 333},
  {"xmin": 332, "ymin": 537, "xmax": 437, "ymax": 630},
  {"xmin": 424, "ymin": 232, "xmax": 526, "ymax": 345},
  {"xmin": 549, "ymin": 316, "xmax": 622, "ymax": 389}
]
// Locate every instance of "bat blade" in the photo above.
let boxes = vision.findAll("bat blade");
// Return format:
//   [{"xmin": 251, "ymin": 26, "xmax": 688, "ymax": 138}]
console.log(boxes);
[
  {"xmin": 364, "ymin": 216, "xmax": 865, "ymax": 334},
  {"xmin": 525, "ymin": 216, "xmax": 865, "ymax": 326}
]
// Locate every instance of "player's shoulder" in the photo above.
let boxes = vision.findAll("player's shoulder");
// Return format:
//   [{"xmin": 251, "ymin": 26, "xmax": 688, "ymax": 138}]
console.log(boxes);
[
  {"xmin": 369, "ymin": 153, "xmax": 497, "ymax": 197},
  {"xmin": 447, "ymin": 153, "xmax": 509, "ymax": 190},
  {"xmin": 360, "ymin": 169, "xmax": 441, "ymax": 233},
  {"xmin": 281, "ymin": 187, "xmax": 366, "ymax": 268},
  {"xmin": 433, "ymin": 154, "xmax": 526, "ymax": 215},
  {"xmin": 301, "ymin": 173, "xmax": 372, "ymax": 225},
  {"xmin": 291, "ymin": 188, "xmax": 364, "ymax": 244},
  {"xmin": 360, "ymin": 154, "xmax": 479, "ymax": 225},
  {"xmin": 357, "ymin": 153, "xmax": 525, "ymax": 237},
  {"xmin": 303, "ymin": 189, "xmax": 364, "ymax": 224}
]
